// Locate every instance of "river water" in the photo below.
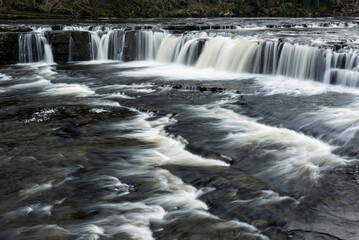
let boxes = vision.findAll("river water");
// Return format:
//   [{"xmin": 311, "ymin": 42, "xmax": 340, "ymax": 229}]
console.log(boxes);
[{"xmin": 1, "ymin": 18, "xmax": 359, "ymax": 240}]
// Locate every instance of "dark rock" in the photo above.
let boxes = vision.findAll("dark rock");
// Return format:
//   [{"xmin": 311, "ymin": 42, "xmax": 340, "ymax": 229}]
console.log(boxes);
[
  {"xmin": 198, "ymin": 86, "xmax": 208, "ymax": 92},
  {"xmin": 51, "ymin": 25, "xmax": 61, "ymax": 31},
  {"xmin": 46, "ymin": 31, "xmax": 91, "ymax": 63},
  {"xmin": 0, "ymin": 32, "xmax": 20, "ymax": 64},
  {"xmin": 163, "ymin": 25, "xmax": 211, "ymax": 33},
  {"xmin": 70, "ymin": 31, "xmax": 92, "ymax": 61},
  {"xmin": 210, "ymin": 87, "xmax": 224, "ymax": 92},
  {"xmin": 123, "ymin": 30, "xmax": 138, "ymax": 61},
  {"xmin": 196, "ymin": 38, "xmax": 207, "ymax": 58},
  {"xmin": 263, "ymin": 227, "xmax": 291, "ymax": 240},
  {"xmin": 0, "ymin": 26, "xmax": 32, "ymax": 32}
]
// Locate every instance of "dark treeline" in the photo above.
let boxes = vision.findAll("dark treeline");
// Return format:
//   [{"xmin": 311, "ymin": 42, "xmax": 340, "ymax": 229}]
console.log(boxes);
[{"xmin": 0, "ymin": 0, "xmax": 358, "ymax": 18}]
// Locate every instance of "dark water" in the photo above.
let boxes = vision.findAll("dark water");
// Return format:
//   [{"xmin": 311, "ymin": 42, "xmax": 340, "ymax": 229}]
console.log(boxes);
[{"xmin": 1, "ymin": 18, "xmax": 359, "ymax": 240}]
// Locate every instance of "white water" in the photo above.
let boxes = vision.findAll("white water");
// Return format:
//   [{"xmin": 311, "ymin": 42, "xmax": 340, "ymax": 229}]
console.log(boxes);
[
  {"xmin": 295, "ymin": 102, "xmax": 359, "ymax": 146},
  {"xmin": 15, "ymin": 25, "xmax": 359, "ymax": 89},
  {"xmin": 13, "ymin": 22, "xmax": 359, "ymax": 89},
  {"xmin": 102, "ymin": 109, "xmax": 266, "ymax": 240},
  {"xmin": 90, "ymin": 29, "xmax": 126, "ymax": 61},
  {"xmin": 189, "ymin": 105, "xmax": 345, "ymax": 184},
  {"xmin": 18, "ymin": 30, "xmax": 54, "ymax": 64}
]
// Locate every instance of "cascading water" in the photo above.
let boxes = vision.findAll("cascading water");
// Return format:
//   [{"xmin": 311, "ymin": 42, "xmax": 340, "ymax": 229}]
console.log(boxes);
[
  {"xmin": 15, "ymin": 24, "xmax": 359, "ymax": 88},
  {"xmin": 137, "ymin": 31, "xmax": 168, "ymax": 60},
  {"xmin": 18, "ymin": 30, "xmax": 54, "ymax": 64},
  {"xmin": 153, "ymin": 34, "xmax": 359, "ymax": 87},
  {"xmin": 90, "ymin": 29, "xmax": 168, "ymax": 61},
  {"xmin": 6, "ymin": 19, "xmax": 359, "ymax": 240},
  {"xmin": 90, "ymin": 29, "xmax": 126, "ymax": 61},
  {"xmin": 68, "ymin": 36, "xmax": 74, "ymax": 62}
]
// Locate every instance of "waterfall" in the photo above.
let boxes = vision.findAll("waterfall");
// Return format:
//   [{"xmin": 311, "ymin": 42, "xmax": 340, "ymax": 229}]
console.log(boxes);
[
  {"xmin": 68, "ymin": 36, "xmax": 74, "ymax": 62},
  {"xmin": 193, "ymin": 36, "xmax": 359, "ymax": 87},
  {"xmin": 137, "ymin": 31, "xmax": 168, "ymax": 60},
  {"xmin": 18, "ymin": 31, "xmax": 54, "ymax": 64},
  {"xmin": 90, "ymin": 29, "xmax": 128, "ymax": 61},
  {"xmin": 86, "ymin": 27, "xmax": 359, "ymax": 88},
  {"xmin": 16, "ymin": 25, "xmax": 359, "ymax": 88},
  {"xmin": 156, "ymin": 32, "xmax": 207, "ymax": 64},
  {"xmin": 89, "ymin": 29, "xmax": 167, "ymax": 61}
]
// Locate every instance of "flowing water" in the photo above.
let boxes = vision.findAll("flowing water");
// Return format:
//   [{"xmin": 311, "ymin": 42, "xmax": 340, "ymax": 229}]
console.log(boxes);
[{"xmin": 1, "ymin": 18, "xmax": 359, "ymax": 240}]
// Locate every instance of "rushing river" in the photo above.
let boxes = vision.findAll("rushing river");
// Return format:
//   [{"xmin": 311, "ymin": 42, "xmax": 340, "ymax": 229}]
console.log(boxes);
[{"xmin": 1, "ymin": 18, "xmax": 359, "ymax": 240}]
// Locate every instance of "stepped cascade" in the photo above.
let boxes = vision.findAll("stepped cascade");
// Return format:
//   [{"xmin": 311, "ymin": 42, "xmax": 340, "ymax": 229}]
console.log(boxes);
[
  {"xmin": 14, "ymin": 23, "xmax": 359, "ymax": 88},
  {"xmin": 2, "ymin": 19, "xmax": 359, "ymax": 240}
]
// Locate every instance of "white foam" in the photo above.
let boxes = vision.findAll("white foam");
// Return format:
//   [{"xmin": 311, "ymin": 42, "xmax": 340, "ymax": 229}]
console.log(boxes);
[
  {"xmin": 95, "ymin": 175, "xmax": 129, "ymax": 196},
  {"xmin": 19, "ymin": 182, "xmax": 53, "ymax": 196},
  {"xmin": 17, "ymin": 224, "xmax": 70, "ymax": 236},
  {"xmin": 68, "ymin": 109, "xmax": 267, "ymax": 240},
  {"xmin": 232, "ymin": 190, "xmax": 298, "ymax": 205},
  {"xmin": 73, "ymin": 60, "xmax": 120, "ymax": 65},
  {"xmin": 297, "ymin": 102, "xmax": 359, "ymax": 143},
  {"xmin": 43, "ymin": 83, "xmax": 94, "ymax": 96},
  {"xmin": 71, "ymin": 202, "xmax": 165, "ymax": 240},
  {"xmin": 9, "ymin": 79, "xmax": 51, "ymax": 89},
  {"xmin": 90, "ymin": 108, "xmax": 109, "ymax": 114},
  {"xmin": 117, "ymin": 62, "xmax": 244, "ymax": 81},
  {"xmin": 190, "ymin": 105, "xmax": 345, "ymax": 182},
  {"xmin": 24, "ymin": 108, "xmax": 58, "ymax": 123},
  {"xmin": 91, "ymin": 100, "xmax": 121, "ymax": 107},
  {"xmin": 104, "ymin": 92, "xmax": 134, "ymax": 99},
  {"xmin": 258, "ymin": 74, "xmax": 359, "ymax": 96},
  {"xmin": 97, "ymin": 83, "xmax": 155, "ymax": 95},
  {"xmin": 116, "ymin": 111, "xmax": 229, "ymax": 167},
  {"xmin": 0, "ymin": 73, "xmax": 12, "ymax": 81},
  {"xmin": 74, "ymin": 224, "xmax": 105, "ymax": 240}
]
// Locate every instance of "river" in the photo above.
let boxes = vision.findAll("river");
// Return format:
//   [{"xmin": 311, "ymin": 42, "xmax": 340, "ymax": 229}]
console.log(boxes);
[{"xmin": 1, "ymin": 18, "xmax": 359, "ymax": 240}]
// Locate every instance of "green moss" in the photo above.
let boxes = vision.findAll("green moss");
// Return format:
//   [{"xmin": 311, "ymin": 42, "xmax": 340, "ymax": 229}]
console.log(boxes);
[{"xmin": 0, "ymin": 0, "xmax": 356, "ymax": 19}]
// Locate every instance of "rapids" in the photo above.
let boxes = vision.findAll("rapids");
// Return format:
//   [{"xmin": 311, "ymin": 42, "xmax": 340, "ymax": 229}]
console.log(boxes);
[{"xmin": 1, "ymin": 18, "xmax": 359, "ymax": 240}]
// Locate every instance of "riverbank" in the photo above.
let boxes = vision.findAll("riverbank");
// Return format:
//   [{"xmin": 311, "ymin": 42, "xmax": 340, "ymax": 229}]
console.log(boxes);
[{"xmin": 0, "ymin": 0, "xmax": 358, "ymax": 19}]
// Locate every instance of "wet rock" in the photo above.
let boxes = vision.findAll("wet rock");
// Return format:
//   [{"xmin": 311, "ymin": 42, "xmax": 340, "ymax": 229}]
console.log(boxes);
[
  {"xmin": 0, "ymin": 26, "xmax": 32, "ymax": 32},
  {"xmin": 0, "ymin": 32, "xmax": 19, "ymax": 64},
  {"xmin": 54, "ymin": 123, "xmax": 82, "ymax": 138},
  {"xmin": 51, "ymin": 25, "xmax": 61, "ymax": 31},
  {"xmin": 123, "ymin": 30, "xmax": 138, "ymax": 61},
  {"xmin": 197, "ymin": 38, "xmax": 207, "ymax": 57},
  {"xmin": 163, "ymin": 25, "xmax": 211, "ymax": 33},
  {"xmin": 172, "ymin": 85, "xmax": 229, "ymax": 93},
  {"xmin": 46, "ymin": 31, "xmax": 91, "ymax": 63},
  {"xmin": 234, "ymin": 95, "xmax": 248, "ymax": 105},
  {"xmin": 263, "ymin": 227, "xmax": 292, "ymax": 240}
]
